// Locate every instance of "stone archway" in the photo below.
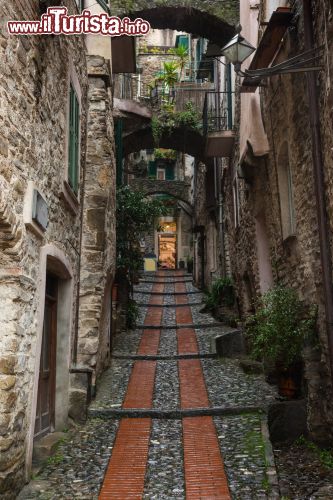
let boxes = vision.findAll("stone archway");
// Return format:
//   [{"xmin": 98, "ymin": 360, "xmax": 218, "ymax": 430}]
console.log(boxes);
[
  {"xmin": 129, "ymin": 178, "xmax": 193, "ymax": 207},
  {"xmin": 123, "ymin": 125, "xmax": 206, "ymax": 159},
  {"xmin": 111, "ymin": 2, "xmax": 239, "ymax": 45}
]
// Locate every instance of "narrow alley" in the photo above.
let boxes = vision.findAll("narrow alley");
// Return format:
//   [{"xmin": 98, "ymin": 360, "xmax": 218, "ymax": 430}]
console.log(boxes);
[
  {"xmin": 4, "ymin": 1, "xmax": 333, "ymax": 498},
  {"xmin": 20, "ymin": 271, "xmax": 277, "ymax": 499}
]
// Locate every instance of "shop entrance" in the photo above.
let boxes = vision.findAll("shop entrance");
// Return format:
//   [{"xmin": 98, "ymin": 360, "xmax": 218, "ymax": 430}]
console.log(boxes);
[{"xmin": 158, "ymin": 233, "xmax": 177, "ymax": 269}]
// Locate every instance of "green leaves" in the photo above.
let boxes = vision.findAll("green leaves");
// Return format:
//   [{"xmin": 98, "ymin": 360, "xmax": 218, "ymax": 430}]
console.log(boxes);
[
  {"xmin": 204, "ymin": 277, "xmax": 235, "ymax": 310},
  {"xmin": 151, "ymin": 101, "xmax": 202, "ymax": 146},
  {"xmin": 246, "ymin": 286, "xmax": 317, "ymax": 368},
  {"xmin": 116, "ymin": 186, "xmax": 167, "ymax": 274}
]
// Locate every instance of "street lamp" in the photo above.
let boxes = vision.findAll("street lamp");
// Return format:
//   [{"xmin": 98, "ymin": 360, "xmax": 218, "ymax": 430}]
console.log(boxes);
[
  {"xmin": 220, "ymin": 29, "xmax": 256, "ymax": 73},
  {"xmin": 221, "ymin": 25, "xmax": 323, "ymax": 80}
]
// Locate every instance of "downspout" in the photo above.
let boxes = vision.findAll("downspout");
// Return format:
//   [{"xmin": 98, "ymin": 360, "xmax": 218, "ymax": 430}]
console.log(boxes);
[
  {"xmin": 219, "ymin": 162, "xmax": 226, "ymax": 278},
  {"xmin": 303, "ymin": 0, "xmax": 333, "ymax": 380}
]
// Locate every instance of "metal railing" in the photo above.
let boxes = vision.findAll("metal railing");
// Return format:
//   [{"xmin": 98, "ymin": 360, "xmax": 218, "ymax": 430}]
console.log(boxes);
[
  {"xmin": 151, "ymin": 83, "xmax": 215, "ymax": 115},
  {"xmin": 115, "ymin": 74, "xmax": 152, "ymax": 103},
  {"xmin": 203, "ymin": 91, "xmax": 234, "ymax": 136}
]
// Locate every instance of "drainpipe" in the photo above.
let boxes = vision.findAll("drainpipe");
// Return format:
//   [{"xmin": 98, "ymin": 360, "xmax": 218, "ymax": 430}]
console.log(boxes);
[
  {"xmin": 303, "ymin": 0, "xmax": 333, "ymax": 380},
  {"xmin": 218, "ymin": 161, "xmax": 226, "ymax": 278}
]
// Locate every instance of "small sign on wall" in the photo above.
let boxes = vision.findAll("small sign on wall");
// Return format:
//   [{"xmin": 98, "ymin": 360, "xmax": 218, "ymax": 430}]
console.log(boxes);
[
  {"xmin": 32, "ymin": 190, "xmax": 48, "ymax": 231},
  {"xmin": 24, "ymin": 182, "xmax": 49, "ymax": 238}
]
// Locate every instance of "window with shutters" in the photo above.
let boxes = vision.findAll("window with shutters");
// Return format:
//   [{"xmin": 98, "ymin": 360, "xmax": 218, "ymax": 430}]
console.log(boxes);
[{"xmin": 68, "ymin": 84, "xmax": 80, "ymax": 194}]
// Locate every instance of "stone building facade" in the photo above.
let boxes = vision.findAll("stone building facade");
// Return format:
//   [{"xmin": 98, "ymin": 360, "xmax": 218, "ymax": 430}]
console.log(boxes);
[
  {"xmin": 223, "ymin": 0, "xmax": 333, "ymax": 441},
  {"xmin": 0, "ymin": 1, "xmax": 116, "ymax": 496}
]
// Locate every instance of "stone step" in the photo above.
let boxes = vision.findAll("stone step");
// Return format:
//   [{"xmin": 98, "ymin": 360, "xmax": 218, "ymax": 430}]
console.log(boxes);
[
  {"xmin": 112, "ymin": 353, "xmax": 217, "ymax": 361},
  {"xmin": 138, "ymin": 322, "xmax": 223, "ymax": 330},
  {"xmin": 139, "ymin": 279, "xmax": 193, "ymax": 284},
  {"xmin": 137, "ymin": 302, "xmax": 202, "ymax": 308},
  {"xmin": 144, "ymin": 273, "xmax": 193, "ymax": 278},
  {"xmin": 88, "ymin": 405, "xmax": 263, "ymax": 420},
  {"xmin": 134, "ymin": 290, "xmax": 202, "ymax": 295}
]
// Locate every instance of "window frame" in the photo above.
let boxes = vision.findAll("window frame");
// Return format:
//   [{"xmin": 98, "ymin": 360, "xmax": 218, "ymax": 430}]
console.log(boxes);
[
  {"xmin": 68, "ymin": 84, "xmax": 80, "ymax": 195},
  {"xmin": 157, "ymin": 168, "xmax": 166, "ymax": 180},
  {"xmin": 277, "ymin": 141, "xmax": 296, "ymax": 241},
  {"xmin": 62, "ymin": 64, "xmax": 82, "ymax": 214}
]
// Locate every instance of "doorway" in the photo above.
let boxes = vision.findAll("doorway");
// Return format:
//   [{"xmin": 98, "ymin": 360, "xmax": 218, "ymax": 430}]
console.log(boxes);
[
  {"xmin": 34, "ymin": 274, "xmax": 58, "ymax": 440},
  {"xmin": 158, "ymin": 234, "xmax": 177, "ymax": 269}
]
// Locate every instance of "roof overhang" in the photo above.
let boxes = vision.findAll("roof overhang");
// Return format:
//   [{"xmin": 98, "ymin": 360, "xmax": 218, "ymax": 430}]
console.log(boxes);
[{"xmin": 241, "ymin": 7, "xmax": 294, "ymax": 93}]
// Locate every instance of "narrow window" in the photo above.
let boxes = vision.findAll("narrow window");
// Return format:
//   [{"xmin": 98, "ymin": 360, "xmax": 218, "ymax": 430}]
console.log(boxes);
[
  {"xmin": 277, "ymin": 141, "xmax": 296, "ymax": 239},
  {"xmin": 68, "ymin": 84, "xmax": 80, "ymax": 194},
  {"xmin": 233, "ymin": 176, "xmax": 240, "ymax": 228}
]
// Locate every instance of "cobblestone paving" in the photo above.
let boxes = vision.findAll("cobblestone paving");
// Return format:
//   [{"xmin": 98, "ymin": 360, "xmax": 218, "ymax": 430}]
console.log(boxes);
[
  {"xmin": 112, "ymin": 330, "xmax": 142, "ymax": 355},
  {"xmin": 18, "ymin": 419, "xmax": 119, "ymax": 499},
  {"xmin": 21, "ymin": 272, "xmax": 279, "ymax": 499},
  {"xmin": 153, "ymin": 360, "xmax": 180, "ymax": 410},
  {"xmin": 215, "ymin": 414, "xmax": 269, "ymax": 499},
  {"xmin": 202, "ymin": 358, "xmax": 277, "ymax": 409},
  {"xmin": 143, "ymin": 420, "xmax": 184, "ymax": 499},
  {"xmin": 191, "ymin": 303, "xmax": 221, "ymax": 324},
  {"xmin": 196, "ymin": 325, "xmax": 233, "ymax": 354},
  {"xmin": 158, "ymin": 328, "xmax": 177, "ymax": 356},
  {"xmin": 90, "ymin": 359, "xmax": 133, "ymax": 409}
]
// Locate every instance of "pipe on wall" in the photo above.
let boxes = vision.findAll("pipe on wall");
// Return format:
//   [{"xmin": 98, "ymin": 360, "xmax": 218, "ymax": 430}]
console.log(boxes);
[{"xmin": 303, "ymin": 0, "xmax": 333, "ymax": 380}]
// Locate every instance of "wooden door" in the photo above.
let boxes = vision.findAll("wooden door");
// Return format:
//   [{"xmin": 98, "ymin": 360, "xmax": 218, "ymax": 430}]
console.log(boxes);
[{"xmin": 34, "ymin": 275, "xmax": 57, "ymax": 440}]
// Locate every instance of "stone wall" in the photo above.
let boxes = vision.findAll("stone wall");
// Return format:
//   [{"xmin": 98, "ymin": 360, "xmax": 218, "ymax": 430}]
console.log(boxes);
[
  {"xmin": 129, "ymin": 178, "xmax": 191, "ymax": 205},
  {"xmin": 111, "ymin": 0, "xmax": 239, "ymax": 26},
  {"xmin": 193, "ymin": 161, "xmax": 223, "ymax": 289},
  {"xmin": 0, "ymin": 0, "xmax": 88, "ymax": 495},
  {"xmin": 223, "ymin": 0, "xmax": 333, "ymax": 441},
  {"xmin": 77, "ymin": 55, "xmax": 116, "ymax": 384}
]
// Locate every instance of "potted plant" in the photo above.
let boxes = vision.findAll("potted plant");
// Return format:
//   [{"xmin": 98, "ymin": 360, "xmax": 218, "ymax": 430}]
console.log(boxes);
[{"xmin": 246, "ymin": 285, "xmax": 317, "ymax": 398}]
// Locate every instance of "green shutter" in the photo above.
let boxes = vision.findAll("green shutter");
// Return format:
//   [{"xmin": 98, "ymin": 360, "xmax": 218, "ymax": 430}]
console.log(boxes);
[
  {"xmin": 176, "ymin": 35, "xmax": 189, "ymax": 50},
  {"xmin": 96, "ymin": 0, "xmax": 110, "ymax": 14},
  {"xmin": 165, "ymin": 164, "xmax": 174, "ymax": 180},
  {"xmin": 148, "ymin": 161, "xmax": 157, "ymax": 178},
  {"xmin": 180, "ymin": 36, "xmax": 189, "ymax": 50},
  {"xmin": 68, "ymin": 85, "xmax": 80, "ymax": 194}
]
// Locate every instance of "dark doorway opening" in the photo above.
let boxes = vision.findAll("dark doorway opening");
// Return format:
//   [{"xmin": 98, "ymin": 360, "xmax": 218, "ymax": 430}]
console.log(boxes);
[{"xmin": 34, "ymin": 274, "xmax": 58, "ymax": 440}]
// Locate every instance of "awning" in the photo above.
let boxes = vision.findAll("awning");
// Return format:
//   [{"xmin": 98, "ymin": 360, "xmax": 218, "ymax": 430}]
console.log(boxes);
[{"xmin": 241, "ymin": 7, "xmax": 294, "ymax": 93}]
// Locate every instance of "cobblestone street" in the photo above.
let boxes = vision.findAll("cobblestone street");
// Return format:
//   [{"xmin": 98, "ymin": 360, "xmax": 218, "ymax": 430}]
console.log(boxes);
[{"xmin": 20, "ymin": 271, "xmax": 278, "ymax": 499}]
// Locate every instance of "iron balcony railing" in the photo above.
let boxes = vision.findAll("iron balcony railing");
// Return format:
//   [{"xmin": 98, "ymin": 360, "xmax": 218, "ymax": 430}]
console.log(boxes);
[
  {"xmin": 151, "ymin": 83, "xmax": 214, "ymax": 115},
  {"xmin": 116, "ymin": 73, "xmax": 152, "ymax": 103},
  {"xmin": 203, "ymin": 91, "xmax": 234, "ymax": 136}
]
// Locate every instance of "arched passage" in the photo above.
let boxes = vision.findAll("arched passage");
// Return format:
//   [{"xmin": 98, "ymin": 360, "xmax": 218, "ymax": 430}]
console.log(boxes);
[
  {"xmin": 110, "ymin": 1, "xmax": 238, "ymax": 44},
  {"xmin": 126, "ymin": 7, "xmax": 236, "ymax": 46},
  {"xmin": 129, "ymin": 177, "xmax": 193, "ymax": 208},
  {"xmin": 123, "ymin": 126, "xmax": 206, "ymax": 159}
]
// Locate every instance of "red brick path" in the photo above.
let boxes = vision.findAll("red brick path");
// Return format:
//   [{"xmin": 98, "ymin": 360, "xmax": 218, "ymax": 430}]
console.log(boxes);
[
  {"xmin": 179, "ymin": 359, "xmax": 210, "ymax": 409},
  {"xmin": 122, "ymin": 360, "xmax": 156, "ymax": 409},
  {"xmin": 183, "ymin": 417, "xmax": 231, "ymax": 499},
  {"xmin": 99, "ymin": 418, "xmax": 151, "ymax": 499},
  {"xmin": 99, "ymin": 271, "xmax": 230, "ymax": 499}
]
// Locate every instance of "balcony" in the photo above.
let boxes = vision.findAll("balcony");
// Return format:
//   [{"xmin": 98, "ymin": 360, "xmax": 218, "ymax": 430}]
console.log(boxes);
[{"xmin": 203, "ymin": 91, "xmax": 235, "ymax": 157}]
